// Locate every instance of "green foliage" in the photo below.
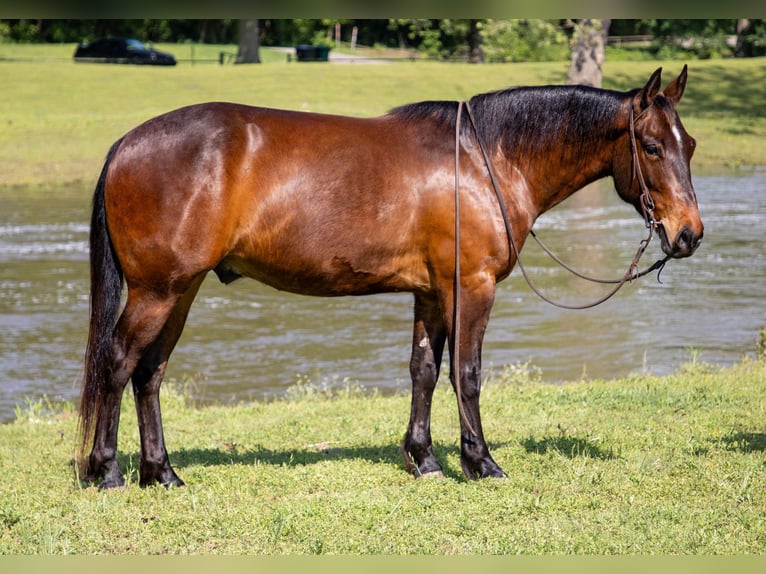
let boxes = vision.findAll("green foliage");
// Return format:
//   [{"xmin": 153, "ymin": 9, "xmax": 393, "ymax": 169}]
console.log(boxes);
[
  {"xmin": 4, "ymin": 21, "xmax": 763, "ymax": 70},
  {"xmin": 605, "ymin": 46, "xmax": 658, "ymax": 62},
  {"xmin": 13, "ymin": 395, "xmax": 74, "ymax": 424},
  {"xmin": 387, "ymin": 19, "xmax": 453, "ymax": 59},
  {"xmin": 2, "ymin": 19, "xmax": 766, "ymax": 63},
  {"xmin": 485, "ymin": 360, "xmax": 543, "ymax": 386},
  {"xmin": 652, "ymin": 36, "xmax": 731, "ymax": 61},
  {"xmin": 0, "ymin": 19, "xmax": 239, "ymax": 44},
  {"xmin": 480, "ymin": 19, "xmax": 569, "ymax": 63},
  {"xmin": 630, "ymin": 19, "xmax": 766, "ymax": 60},
  {"xmin": 0, "ymin": 19, "xmax": 40, "ymax": 42}
]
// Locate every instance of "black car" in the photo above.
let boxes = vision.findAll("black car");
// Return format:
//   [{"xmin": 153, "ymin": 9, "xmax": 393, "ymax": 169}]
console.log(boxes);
[{"xmin": 74, "ymin": 38, "xmax": 176, "ymax": 66}]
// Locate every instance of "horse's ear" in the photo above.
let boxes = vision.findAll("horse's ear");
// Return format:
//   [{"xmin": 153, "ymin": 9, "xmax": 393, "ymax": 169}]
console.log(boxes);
[
  {"xmin": 636, "ymin": 67, "xmax": 663, "ymax": 112},
  {"xmin": 662, "ymin": 64, "xmax": 688, "ymax": 107}
]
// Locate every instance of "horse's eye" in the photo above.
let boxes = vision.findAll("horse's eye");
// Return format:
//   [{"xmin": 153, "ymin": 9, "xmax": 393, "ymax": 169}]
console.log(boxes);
[{"xmin": 644, "ymin": 144, "xmax": 661, "ymax": 157}]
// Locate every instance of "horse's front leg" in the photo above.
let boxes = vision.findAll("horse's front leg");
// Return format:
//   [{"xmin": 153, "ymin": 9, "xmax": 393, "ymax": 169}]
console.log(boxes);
[
  {"xmin": 402, "ymin": 292, "xmax": 447, "ymax": 477},
  {"xmin": 450, "ymin": 280, "xmax": 505, "ymax": 480}
]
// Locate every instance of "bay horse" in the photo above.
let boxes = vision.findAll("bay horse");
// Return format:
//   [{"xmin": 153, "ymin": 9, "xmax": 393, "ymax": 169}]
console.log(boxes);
[{"xmin": 79, "ymin": 67, "xmax": 702, "ymax": 488}]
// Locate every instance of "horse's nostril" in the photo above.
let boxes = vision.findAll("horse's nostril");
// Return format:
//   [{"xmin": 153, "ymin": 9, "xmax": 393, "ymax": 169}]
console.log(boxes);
[{"xmin": 675, "ymin": 227, "xmax": 700, "ymax": 254}]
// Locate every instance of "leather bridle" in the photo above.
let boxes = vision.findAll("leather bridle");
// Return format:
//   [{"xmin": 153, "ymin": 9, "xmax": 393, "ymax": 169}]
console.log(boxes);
[{"xmin": 454, "ymin": 97, "xmax": 669, "ymax": 312}]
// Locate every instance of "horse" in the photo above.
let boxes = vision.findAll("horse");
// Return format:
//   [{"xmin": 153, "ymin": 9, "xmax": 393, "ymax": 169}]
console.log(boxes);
[{"xmin": 79, "ymin": 66, "xmax": 702, "ymax": 488}]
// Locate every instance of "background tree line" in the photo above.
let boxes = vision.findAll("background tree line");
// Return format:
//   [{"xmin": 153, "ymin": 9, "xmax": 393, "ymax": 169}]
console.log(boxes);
[{"xmin": 1, "ymin": 18, "xmax": 763, "ymax": 61}]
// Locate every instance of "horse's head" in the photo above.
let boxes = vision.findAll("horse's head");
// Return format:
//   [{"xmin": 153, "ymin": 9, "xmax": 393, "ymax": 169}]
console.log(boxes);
[{"xmin": 614, "ymin": 66, "xmax": 703, "ymax": 259}]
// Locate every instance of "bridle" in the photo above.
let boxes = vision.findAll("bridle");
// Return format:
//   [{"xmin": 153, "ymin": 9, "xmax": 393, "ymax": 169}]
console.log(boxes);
[
  {"xmin": 454, "ymin": 97, "xmax": 670, "ymax": 312},
  {"xmin": 450, "ymin": 96, "xmax": 669, "ymax": 437}
]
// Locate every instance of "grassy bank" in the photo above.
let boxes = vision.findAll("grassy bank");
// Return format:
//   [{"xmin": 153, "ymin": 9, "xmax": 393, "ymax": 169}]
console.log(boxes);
[
  {"xmin": 1, "ymin": 357, "xmax": 765, "ymax": 554},
  {"xmin": 1, "ymin": 45, "xmax": 765, "ymax": 188}
]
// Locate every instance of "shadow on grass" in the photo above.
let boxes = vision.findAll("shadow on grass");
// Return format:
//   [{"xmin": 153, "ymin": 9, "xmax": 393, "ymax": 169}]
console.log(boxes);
[
  {"xmin": 114, "ymin": 440, "xmax": 518, "ymax": 483},
  {"xmin": 112, "ymin": 444, "xmax": 423, "ymax": 486},
  {"xmin": 720, "ymin": 431, "xmax": 766, "ymax": 453},
  {"xmin": 171, "ymin": 443, "xmax": 409, "ymax": 469},
  {"xmin": 521, "ymin": 434, "xmax": 619, "ymax": 460}
]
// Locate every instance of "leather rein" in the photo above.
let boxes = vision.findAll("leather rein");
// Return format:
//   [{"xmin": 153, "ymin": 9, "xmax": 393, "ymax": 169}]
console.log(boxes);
[
  {"xmin": 454, "ymin": 97, "xmax": 669, "ymax": 312},
  {"xmin": 450, "ymin": 98, "xmax": 668, "ymax": 437}
]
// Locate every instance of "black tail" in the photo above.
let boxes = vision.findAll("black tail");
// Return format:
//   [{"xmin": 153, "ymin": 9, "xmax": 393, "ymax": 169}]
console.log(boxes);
[{"xmin": 78, "ymin": 138, "xmax": 125, "ymax": 465}]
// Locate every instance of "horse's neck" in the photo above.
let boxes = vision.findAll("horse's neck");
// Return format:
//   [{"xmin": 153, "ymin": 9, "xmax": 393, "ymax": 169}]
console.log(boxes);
[
  {"xmin": 495, "ymin": 88, "xmax": 628, "ymax": 217},
  {"xmin": 473, "ymin": 86, "xmax": 627, "ymax": 223},
  {"xmin": 519, "ymin": 122, "xmax": 621, "ymax": 218}
]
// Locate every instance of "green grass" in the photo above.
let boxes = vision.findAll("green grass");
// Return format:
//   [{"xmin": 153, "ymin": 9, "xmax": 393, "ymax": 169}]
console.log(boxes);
[
  {"xmin": 1, "ymin": 46, "xmax": 765, "ymax": 188},
  {"xmin": 1, "ymin": 357, "xmax": 765, "ymax": 554}
]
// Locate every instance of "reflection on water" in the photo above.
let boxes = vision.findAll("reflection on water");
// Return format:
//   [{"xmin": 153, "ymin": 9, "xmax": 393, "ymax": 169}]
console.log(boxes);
[{"xmin": 1, "ymin": 173, "xmax": 765, "ymax": 422}]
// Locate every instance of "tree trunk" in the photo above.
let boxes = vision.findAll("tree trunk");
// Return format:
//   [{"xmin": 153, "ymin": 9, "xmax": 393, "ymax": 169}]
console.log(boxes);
[
  {"xmin": 468, "ymin": 19, "xmax": 484, "ymax": 63},
  {"xmin": 735, "ymin": 19, "xmax": 752, "ymax": 57},
  {"xmin": 566, "ymin": 19, "xmax": 610, "ymax": 87},
  {"xmin": 236, "ymin": 19, "xmax": 261, "ymax": 64}
]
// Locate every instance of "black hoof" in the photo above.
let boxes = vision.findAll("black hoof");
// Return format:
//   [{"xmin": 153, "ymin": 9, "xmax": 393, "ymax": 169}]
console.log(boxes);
[
  {"xmin": 401, "ymin": 440, "xmax": 444, "ymax": 478},
  {"xmin": 97, "ymin": 474, "xmax": 126, "ymax": 490},
  {"xmin": 139, "ymin": 461, "xmax": 185, "ymax": 488},
  {"xmin": 83, "ymin": 458, "xmax": 125, "ymax": 489},
  {"xmin": 161, "ymin": 476, "xmax": 186, "ymax": 489},
  {"xmin": 460, "ymin": 458, "xmax": 507, "ymax": 481}
]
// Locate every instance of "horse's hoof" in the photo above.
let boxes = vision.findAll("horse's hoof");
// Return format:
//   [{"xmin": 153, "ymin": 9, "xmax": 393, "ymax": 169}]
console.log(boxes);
[
  {"xmin": 81, "ymin": 472, "xmax": 97, "ymax": 484},
  {"xmin": 461, "ymin": 459, "xmax": 507, "ymax": 481},
  {"xmin": 162, "ymin": 477, "xmax": 186, "ymax": 489},
  {"xmin": 401, "ymin": 441, "xmax": 444, "ymax": 478},
  {"xmin": 97, "ymin": 476, "xmax": 126, "ymax": 490},
  {"xmin": 140, "ymin": 473, "xmax": 185, "ymax": 489}
]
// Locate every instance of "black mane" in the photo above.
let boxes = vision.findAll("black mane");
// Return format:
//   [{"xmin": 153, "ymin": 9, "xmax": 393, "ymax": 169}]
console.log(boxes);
[
  {"xmin": 390, "ymin": 85, "xmax": 633, "ymax": 162},
  {"xmin": 389, "ymin": 99, "xmax": 459, "ymax": 130}
]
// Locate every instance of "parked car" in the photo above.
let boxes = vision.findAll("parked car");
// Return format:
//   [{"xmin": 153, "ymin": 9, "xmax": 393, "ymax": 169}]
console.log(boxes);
[{"xmin": 74, "ymin": 38, "xmax": 176, "ymax": 66}]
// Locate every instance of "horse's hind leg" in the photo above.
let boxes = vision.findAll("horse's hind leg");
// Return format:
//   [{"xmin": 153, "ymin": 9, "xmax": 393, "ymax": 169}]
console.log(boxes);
[
  {"xmin": 84, "ymin": 288, "xmax": 180, "ymax": 489},
  {"xmin": 131, "ymin": 275, "xmax": 205, "ymax": 488},
  {"xmin": 402, "ymin": 293, "xmax": 447, "ymax": 477}
]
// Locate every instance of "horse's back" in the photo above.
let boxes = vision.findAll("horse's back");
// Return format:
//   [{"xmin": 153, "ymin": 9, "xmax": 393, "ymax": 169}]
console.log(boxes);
[{"xmin": 103, "ymin": 102, "xmax": 446, "ymax": 296}]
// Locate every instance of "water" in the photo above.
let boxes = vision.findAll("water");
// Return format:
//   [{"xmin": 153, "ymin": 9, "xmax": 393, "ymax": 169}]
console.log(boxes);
[{"xmin": 1, "ymin": 173, "xmax": 764, "ymax": 423}]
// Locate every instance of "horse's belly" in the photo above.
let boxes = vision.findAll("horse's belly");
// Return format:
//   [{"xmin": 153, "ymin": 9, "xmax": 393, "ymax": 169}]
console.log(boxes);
[{"xmin": 214, "ymin": 250, "xmax": 427, "ymax": 296}]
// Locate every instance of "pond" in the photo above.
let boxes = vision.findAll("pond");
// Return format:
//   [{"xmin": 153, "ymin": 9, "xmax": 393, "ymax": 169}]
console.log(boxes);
[{"xmin": 1, "ymin": 172, "xmax": 764, "ymax": 423}]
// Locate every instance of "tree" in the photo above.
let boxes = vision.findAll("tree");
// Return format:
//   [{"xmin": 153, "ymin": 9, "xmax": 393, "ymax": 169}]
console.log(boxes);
[
  {"xmin": 733, "ymin": 19, "xmax": 766, "ymax": 58},
  {"xmin": 468, "ymin": 19, "xmax": 484, "ymax": 63},
  {"xmin": 481, "ymin": 20, "xmax": 568, "ymax": 63},
  {"xmin": 566, "ymin": 19, "xmax": 611, "ymax": 87},
  {"xmin": 387, "ymin": 19, "xmax": 484, "ymax": 61},
  {"xmin": 236, "ymin": 19, "xmax": 260, "ymax": 64}
]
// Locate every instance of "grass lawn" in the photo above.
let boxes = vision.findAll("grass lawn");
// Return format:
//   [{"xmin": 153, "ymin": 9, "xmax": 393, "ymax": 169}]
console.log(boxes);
[
  {"xmin": 1, "ymin": 46, "xmax": 765, "ymax": 188},
  {"xmin": 1, "ymin": 357, "xmax": 765, "ymax": 554}
]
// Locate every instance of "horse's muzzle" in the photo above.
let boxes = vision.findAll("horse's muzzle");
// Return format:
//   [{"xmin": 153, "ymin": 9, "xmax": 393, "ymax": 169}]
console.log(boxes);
[{"xmin": 660, "ymin": 225, "xmax": 703, "ymax": 259}]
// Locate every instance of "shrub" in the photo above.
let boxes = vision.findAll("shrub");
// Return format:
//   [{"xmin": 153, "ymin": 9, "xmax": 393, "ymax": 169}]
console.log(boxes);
[{"xmin": 480, "ymin": 19, "xmax": 569, "ymax": 63}]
